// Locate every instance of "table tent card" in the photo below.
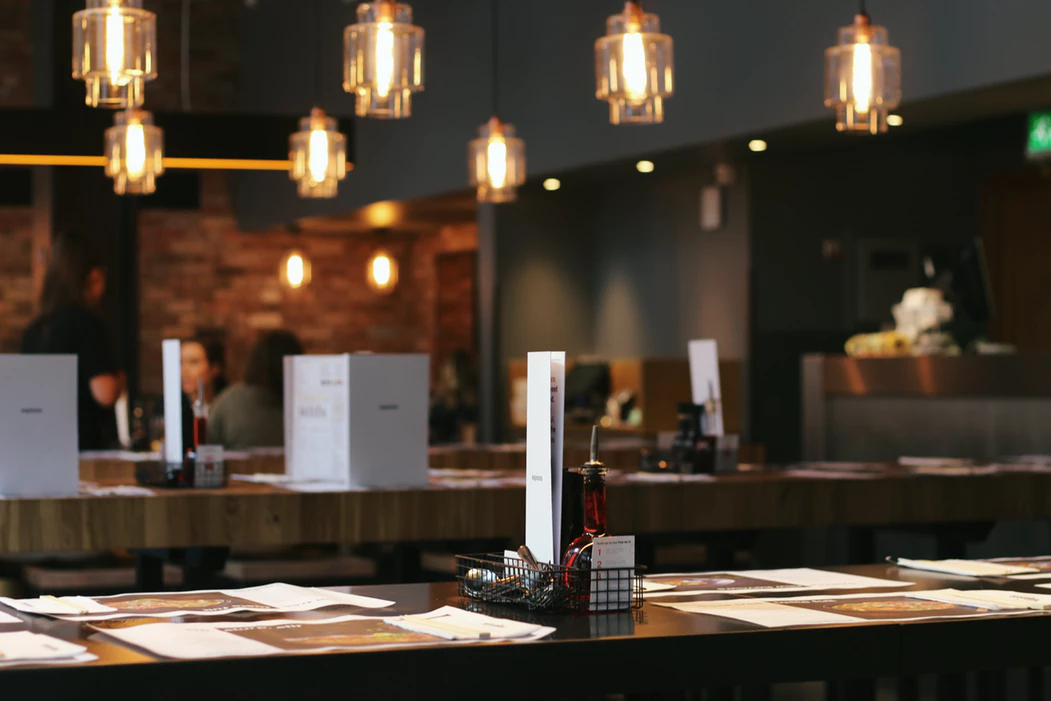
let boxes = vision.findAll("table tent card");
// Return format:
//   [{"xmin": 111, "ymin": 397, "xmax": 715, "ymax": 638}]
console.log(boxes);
[
  {"xmin": 0, "ymin": 582, "xmax": 392, "ymax": 621},
  {"xmin": 161, "ymin": 339, "xmax": 184, "ymax": 465},
  {"xmin": 525, "ymin": 351, "xmax": 565, "ymax": 565},
  {"xmin": 0, "ymin": 355, "xmax": 78, "ymax": 497},
  {"xmin": 95, "ymin": 608, "xmax": 554, "ymax": 660},
  {"xmin": 644, "ymin": 567, "xmax": 914, "ymax": 599},
  {"xmin": 285, "ymin": 354, "xmax": 428, "ymax": 489}
]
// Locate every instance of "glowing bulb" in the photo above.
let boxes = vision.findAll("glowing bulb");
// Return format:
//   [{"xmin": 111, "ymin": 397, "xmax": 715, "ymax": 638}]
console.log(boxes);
[
  {"xmin": 125, "ymin": 123, "xmax": 146, "ymax": 180},
  {"xmin": 105, "ymin": 7, "xmax": 125, "ymax": 84},
  {"xmin": 636, "ymin": 160, "xmax": 654, "ymax": 173},
  {"xmin": 375, "ymin": 21, "xmax": 395, "ymax": 98},
  {"xmin": 748, "ymin": 139, "xmax": 767, "ymax": 152},
  {"xmin": 487, "ymin": 136, "xmax": 508, "ymax": 189},
  {"xmin": 887, "ymin": 114, "xmax": 903, "ymax": 127},
  {"xmin": 286, "ymin": 254, "xmax": 305, "ymax": 288},
  {"xmin": 543, "ymin": 178, "xmax": 561, "ymax": 191},
  {"xmin": 852, "ymin": 41, "xmax": 873, "ymax": 114},
  {"xmin": 308, "ymin": 128, "xmax": 329, "ymax": 184},
  {"xmin": 371, "ymin": 255, "xmax": 392, "ymax": 286},
  {"xmin": 622, "ymin": 31, "xmax": 647, "ymax": 100}
]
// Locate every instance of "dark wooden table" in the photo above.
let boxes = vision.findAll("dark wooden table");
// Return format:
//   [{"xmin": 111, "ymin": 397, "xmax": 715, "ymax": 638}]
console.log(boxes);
[
  {"xmin": 0, "ymin": 564, "xmax": 1048, "ymax": 700},
  {"xmin": 4, "ymin": 468, "xmax": 1051, "ymax": 554}
]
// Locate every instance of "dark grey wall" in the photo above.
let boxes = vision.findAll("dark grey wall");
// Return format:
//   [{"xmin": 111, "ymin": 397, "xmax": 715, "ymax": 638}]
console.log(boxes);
[
  {"xmin": 235, "ymin": 0, "xmax": 1051, "ymax": 230},
  {"xmin": 750, "ymin": 116, "xmax": 1028, "ymax": 461}
]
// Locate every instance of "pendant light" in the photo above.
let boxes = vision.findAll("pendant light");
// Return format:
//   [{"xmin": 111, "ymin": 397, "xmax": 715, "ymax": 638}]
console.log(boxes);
[
  {"xmin": 468, "ymin": 1, "xmax": 526, "ymax": 203},
  {"xmin": 595, "ymin": 1, "xmax": 674, "ymax": 125},
  {"xmin": 290, "ymin": 0, "xmax": 348, "ymax": 198},
  {"xmin": 72, "ymin": 0, "xmax": 157, "ymax": 109},
  {"xmin": 104, "ymin": 107, "xmax": 163, "ymax": 194},
  {"xmin": 343, "ymin": 1, "xmax": 424, "ymax": 119},
  {"xmin": 824, "ymin": 0, "xmax": 901, "ymax": 134}
]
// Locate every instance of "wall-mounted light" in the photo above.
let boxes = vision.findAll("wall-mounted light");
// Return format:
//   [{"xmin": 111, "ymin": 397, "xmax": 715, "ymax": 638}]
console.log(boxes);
[
  {"xmin": 636, "ymin": 159, "xmax": 654, "ymax": 173},
  {"xmin": 886, "ymin": 114, "xmax": 903, "ymax": 127},
  {"xmin": 73, "ymin": 0, "xmax": 157, "ymax": 109},
  {"xmin": 595, "ymin": 1, "xmax": 674, "ymax": 125},
  {"xmin": 280, "ymin": 250, "xmax": 312, "ymax": 289},
  {"xmin": 289, "ymin": 108, "xmax": 347, "ymax": 198},
  {"xmin": 367, "ymin": 250, "xmax": 398, "ymax": 294},
  {"xmin": 543, "ymin": 178, "xmax": 561, "ymax": 191},
  {"xmin": 824, "ymin": 3, "xmax": 901, "ymax": 134},
  {"xmin": 344, "ymin": 1, "xmax": 424, "ymax": 119},
  {"xmin": 748, "ymin": 139, "xmax": 768, "ymax": 152},
  {"xmin": 104, "ymin": 107, "xmax": 163, "ymax": 195}
]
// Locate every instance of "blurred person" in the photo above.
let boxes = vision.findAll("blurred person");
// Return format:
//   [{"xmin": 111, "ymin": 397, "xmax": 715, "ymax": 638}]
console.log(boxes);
[
  {"xmin": 181, "ymin": 335, "xmax": 228, "ymax": 408},
  {"xmin": 208, "ymin": 329, "xmax": 304, "ymax": 449},
  {"xmin": 428, "ymin": 350, "xmax": 479, "ymax": 444},
  {"xmin": 21, "ymin": 231, "xmax": 123, "ymax": 450}
]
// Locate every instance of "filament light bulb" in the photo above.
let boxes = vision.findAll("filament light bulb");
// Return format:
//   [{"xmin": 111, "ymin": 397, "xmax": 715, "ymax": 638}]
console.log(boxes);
[
  {"xmin": 375, "ymin": 21, "xmax": 395, "ymax": 98},
  {"xmin": 371, "ymin": 255, "xmax": 391, "ymax": 285},
  {"xmin": 125, "ymin": 122, "xmax": 146, "ymax": 179},
  {"xmin": 487, "ymin": 136, "xmax": 508, "ymax": 189},
  {"xmin": 286, "ymin": 254, "xmax": 305, "ymax": 288},
  {"xmin": 105, "ymin": 7, "xmax": 125, "ymax": 84},
  {"xmin": 622, "ymin": 31, "xmax": 647, "ymax": 100},
  {"xmin": 308, "ymin": 128, "xmax": 330, "ymax": 184},
  {"xmin": 852, "ymin": 40, "xmax": 872, "ymax": 114}
]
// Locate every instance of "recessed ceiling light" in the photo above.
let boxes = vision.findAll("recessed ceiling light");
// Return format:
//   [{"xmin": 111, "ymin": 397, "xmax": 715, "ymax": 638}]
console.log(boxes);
[
  {"xmin": 636, "ymin": 160, "xmax": 654, "ymax": 173},
  {"xmin": 748, "ymin": 139, "xmax": 767, "ymax": 152},
  {"xmin": 543, "ymin": 178, "xmax": 561, "ymax": 191},
  {"xmin": 887, "ymin": 114, "xmax": 903, "ymax": 127}
]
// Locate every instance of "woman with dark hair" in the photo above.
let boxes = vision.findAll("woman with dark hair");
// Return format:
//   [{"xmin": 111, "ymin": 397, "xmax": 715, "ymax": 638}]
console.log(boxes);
[
  {"xmin": 21, "ymin": 231, "xmax": 123, "ymax": 450},
  {"xmin": 181, "ymin": 335, "xmax": 228, "ymax": 407},
  {"xmin": 208, "ymin": 329, "xmax": 304, "ymax": 449}
]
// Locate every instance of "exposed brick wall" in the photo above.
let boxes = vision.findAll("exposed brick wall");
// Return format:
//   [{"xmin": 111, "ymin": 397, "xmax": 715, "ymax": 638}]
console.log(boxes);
[
  {"xmin": 0, "ymin": 208, "xmax": 35, "ymax": 352},
  {"xmin": 0, "ymin": 1, "xmax": 32, "ymax": 107},
  {"xmin": 138, "ymin": 172, "xmax": 477, "ymax": 394}
]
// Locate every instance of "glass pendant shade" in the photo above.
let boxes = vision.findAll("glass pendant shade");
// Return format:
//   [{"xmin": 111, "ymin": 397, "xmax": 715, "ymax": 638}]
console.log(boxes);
[
  {"xmin": 595, "ymin": 1, "xmax": 674, "ymax": 125},
  {"xmin": 366, "ymin": 250, "xmax": 398, "ymax": 294},
  {"xmin": 824, "ymin": 13, "xmax": 901, "ymax": 134},
  {"xmin": 344, "ymin": 1, "xmax": 424, "ymax": 119},
  {"xmin": 104, "ymin": 108, "xmax": 163, "ymax": 195},
  {"xmin": 468, "ymin": 117, "xmax": 526, "ymax": 203},
  {"xmin": 280, "ymin": 250, "xmax": 312, "ymax": 289},
  {"xmin": 72, "ymin": 0, "xmax": 156, "ymax": 109},
  {"xmin": 289, "ymin": 108, "xmax": 348, "ymax": 199}
]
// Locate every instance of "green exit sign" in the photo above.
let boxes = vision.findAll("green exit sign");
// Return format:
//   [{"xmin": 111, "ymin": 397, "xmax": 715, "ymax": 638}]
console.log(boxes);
[{"xmin": 1027, "ymin": 111, "xmax": 1051, "ymax": 160}]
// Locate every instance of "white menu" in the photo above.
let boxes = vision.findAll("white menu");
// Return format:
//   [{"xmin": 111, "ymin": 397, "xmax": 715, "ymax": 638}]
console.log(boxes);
[
  {"xmin": 287, "ymin": 355, "xmax": 349, "ymax": 484},
  {"xmin": 525, "ymin": 351, "xmax": 565, "ymax": 564},
  {"xmin": 161, "ymin": 339, "xmax": 183, "ymax": 463},
  {"xmin": 688, "ymin": 339, "xmax": 724, "ymax": 436}
]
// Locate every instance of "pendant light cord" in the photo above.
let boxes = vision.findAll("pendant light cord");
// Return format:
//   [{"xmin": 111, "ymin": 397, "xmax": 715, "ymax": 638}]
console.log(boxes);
[
  {"xmin": 180, "ymin": 0, "xmax": 191, "ymax": 110},
  {"xmin": 313, "ymin": 0, "xmax": 323, "ymax": 109},
  {"xmin": 858, "ymin": 0, "xmax": 868, "ymax": 17},
  {"xmin": 490, "ymin": 0, "xmax": 499, "ymax": 117}
]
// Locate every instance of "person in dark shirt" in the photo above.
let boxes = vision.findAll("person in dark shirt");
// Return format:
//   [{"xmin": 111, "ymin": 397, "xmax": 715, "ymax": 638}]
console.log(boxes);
[{"xmin": 21, "ymin": 232, "xmax": 123, "ymax": 450}]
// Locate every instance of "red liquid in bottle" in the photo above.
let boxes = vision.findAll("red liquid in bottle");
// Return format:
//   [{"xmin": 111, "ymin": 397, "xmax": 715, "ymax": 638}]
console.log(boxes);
[
  {"xmin": 193, "ymin": 416, "xmax": 208, "ymax": 448},
  {"xmin": 561, "ymin": 469, "xmax": 608, "ymax": 572}
]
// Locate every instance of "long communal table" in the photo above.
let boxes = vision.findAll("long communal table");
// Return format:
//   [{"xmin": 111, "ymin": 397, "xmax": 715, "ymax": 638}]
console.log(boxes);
[
  {"xmin": 3, "ymin": 469, "xmax": 1051, "ymax": 553},
  {"xmin": 1, "ymin": 565, "xmax": 1050, "ymax": 700}
]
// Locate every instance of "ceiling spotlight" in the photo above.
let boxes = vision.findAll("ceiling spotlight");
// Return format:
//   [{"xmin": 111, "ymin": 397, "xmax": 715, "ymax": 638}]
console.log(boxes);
[
  {"xmin": 543, "ymin": 178, "xmax": 561, "ymax": 191},
  {"xmin": 748, "ymin": 139, "xmax": 768, "ymax": 152},
  {"xmin": 636, "ymin": 160, "xmax": 654, "ymax": 173},
  {"xmin": 887, "ymin": 114, "xmax": 903, "ymax": 127}
]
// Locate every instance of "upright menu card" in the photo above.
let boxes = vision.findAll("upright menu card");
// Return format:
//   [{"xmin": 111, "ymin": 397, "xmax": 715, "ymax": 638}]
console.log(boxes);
[
  {"xmin": 525, "ymin": 351, "xmax": 566, "ymax": 564},
  {"xmin": 688, "ymin": 339, "xmax": 724, "ymax": 436},
  {"xmin": 161, "ymin": 339, "xmax": 183, "ymax": 464}
]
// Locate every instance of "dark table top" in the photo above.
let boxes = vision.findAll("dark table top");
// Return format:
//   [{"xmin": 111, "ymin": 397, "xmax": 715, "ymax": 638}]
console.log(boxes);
[{"xmin": 2, "ymin": 564, "xmax": 1051, "ymax": 700}]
